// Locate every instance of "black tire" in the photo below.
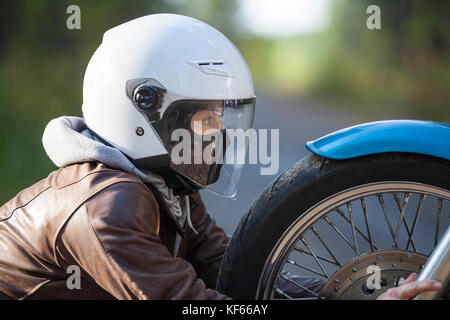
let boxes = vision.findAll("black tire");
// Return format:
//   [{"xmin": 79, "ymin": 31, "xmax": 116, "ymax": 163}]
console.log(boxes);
[{"xmin": 217, "ymin": 152, "xmax": 450, "ymax": 299}]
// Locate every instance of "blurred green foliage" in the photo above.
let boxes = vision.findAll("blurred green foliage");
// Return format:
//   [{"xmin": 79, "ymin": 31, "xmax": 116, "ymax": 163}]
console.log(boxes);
[
  {"xmin": 0, "ymin": 0, "xmax": 448, "ymax": 203},
  {"xmin": 239, "ymin": 0, "xmax": 450, "ymax": 120}
]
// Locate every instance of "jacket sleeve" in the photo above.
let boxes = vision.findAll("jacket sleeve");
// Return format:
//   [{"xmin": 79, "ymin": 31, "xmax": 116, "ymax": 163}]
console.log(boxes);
[
  {"xmin": 56, "ymin": 181, "xmax": 230, "ymax": 300},
  {"xmin": 185, "ymin": 192, "xmax": 230, "ymax": 289}
]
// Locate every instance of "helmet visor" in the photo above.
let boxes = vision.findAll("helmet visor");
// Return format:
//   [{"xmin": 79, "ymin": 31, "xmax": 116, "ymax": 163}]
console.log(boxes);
[{"xmin": 154, "ymin": 98, "xmax": 255, "ymax": 197}]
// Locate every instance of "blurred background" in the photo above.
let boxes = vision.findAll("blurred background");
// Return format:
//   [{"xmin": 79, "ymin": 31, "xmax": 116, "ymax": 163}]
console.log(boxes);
[{"xmin": 0, "ymin": 0, "xmax": 449, "ymax": 233}]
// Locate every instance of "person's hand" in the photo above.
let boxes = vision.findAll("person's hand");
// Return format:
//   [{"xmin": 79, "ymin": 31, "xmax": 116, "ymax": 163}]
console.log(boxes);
[{"xmin": 377, "ymin": 272, "xmax": 442, "ymax": 300}]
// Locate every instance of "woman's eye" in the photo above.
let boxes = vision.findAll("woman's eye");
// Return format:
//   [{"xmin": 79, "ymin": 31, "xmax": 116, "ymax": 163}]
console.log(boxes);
[{"xmin": 190, "ymin": 109, "xmax": 224, "ymax": 135}]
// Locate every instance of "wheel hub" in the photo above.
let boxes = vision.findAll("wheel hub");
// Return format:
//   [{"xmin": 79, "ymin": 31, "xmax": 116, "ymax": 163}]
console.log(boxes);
[{"xmin": 320, "ymin": 250, "xmax": 427, "ymax": 299}]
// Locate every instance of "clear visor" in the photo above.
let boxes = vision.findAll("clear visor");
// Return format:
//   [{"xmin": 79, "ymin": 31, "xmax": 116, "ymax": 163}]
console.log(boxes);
[{"xmin": 154, "ymin": 98, "xmax": 255, "ymax": 198}]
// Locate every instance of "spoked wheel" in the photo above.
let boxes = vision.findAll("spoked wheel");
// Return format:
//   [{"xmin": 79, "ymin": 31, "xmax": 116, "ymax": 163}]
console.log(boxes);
[
  {"xmin": 217, "ymin": 153, "xmax": 450, "ymax": 300},
  {"xmin": 262, "ymin": 182, "xmax": 448, "ymax": 300}
]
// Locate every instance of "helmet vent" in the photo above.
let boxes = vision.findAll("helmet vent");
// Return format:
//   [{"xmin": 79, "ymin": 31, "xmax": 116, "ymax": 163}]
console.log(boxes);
[
  {"xmin": 188, "ymin": 60, "xmax": 233, "ymax": 77},
  {"xmin": 197, "ymin": 60, "xmax": 224, "ymax": 66}
]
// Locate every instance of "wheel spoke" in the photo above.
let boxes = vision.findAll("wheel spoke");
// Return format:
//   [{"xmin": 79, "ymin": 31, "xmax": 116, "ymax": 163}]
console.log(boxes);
[
  {"xmin": 335, "ymin": 208, "xmax": 379, "ymax": 250},
  {"xmin": 346, "ymin": 203, "xmax": 359, "ymax": 255},
  {"xmin": 294, "ymin": 246, "xmax": 340, "ymax": 266},
  {"xmin": 393, "ymin": 193, "xmax": 417, "ymax": 251},
  {"xmin": 301, "ymin": 237, "xmax": 330, "ymax": 279},
  {"xmin": 361, "ymin": 198, "xmax": 375, "ymax": 251},
  {"xmin": 434, "ymin": 198, "xmax": 443, "ymax": 248},
  {"xmin": 286, "ymin": 258, "xmax": 328, "ymax": 278},
  {"xmin": 273, "ymin": 287, "xmax": 320, "ymax": 300},
  {"xmin": 393, "ymin": 192, "xmax": 410, "ymax": 247},
  {"xmin": 310, "ymin": 225, "xmax": 342, "ymax": 267},
  {"xmin": 378, "ymin": 194, "xmax": 399, "ymax": 249},
  {"xmin": 405, "ymin": 194, "xmax": 425, "ymax": 250},
  {"xmin": 274, "ymin": 288, "xmax": 294, "ymax": 300},
  {"xmin": 323, "ymin": 215, "xmax": 356, "ymax": 253}
]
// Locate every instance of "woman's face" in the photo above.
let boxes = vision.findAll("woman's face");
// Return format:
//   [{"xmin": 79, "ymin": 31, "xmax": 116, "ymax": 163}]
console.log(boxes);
[{"xmin": 190, "ymin": 107, "xmax": 224, "ymax": 135}]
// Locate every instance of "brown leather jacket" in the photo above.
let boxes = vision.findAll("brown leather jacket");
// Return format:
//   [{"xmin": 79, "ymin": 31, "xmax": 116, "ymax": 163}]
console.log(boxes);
[{"xmin": 0, "ymin": 161, "xmax": 230, "ymax": 299}]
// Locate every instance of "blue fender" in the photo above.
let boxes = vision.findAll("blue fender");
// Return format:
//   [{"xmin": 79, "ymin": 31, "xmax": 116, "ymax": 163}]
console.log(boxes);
[{"xmin": 306, "ymin": 120, "xmax": 450, "ymax": 161}]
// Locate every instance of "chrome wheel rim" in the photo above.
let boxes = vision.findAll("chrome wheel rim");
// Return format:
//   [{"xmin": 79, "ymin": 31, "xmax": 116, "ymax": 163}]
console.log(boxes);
[{"xmin": 257, "ymin": 182, "xmax": 450, "ymax": 300}]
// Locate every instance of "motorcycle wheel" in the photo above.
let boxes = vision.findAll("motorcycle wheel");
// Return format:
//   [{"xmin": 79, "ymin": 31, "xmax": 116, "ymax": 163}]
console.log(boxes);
[{"xmin": 217, "ymin": 152, "xmax": 450, "ymax": 299}]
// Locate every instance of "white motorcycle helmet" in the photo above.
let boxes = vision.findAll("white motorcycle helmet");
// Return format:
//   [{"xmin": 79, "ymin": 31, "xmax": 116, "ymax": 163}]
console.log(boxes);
[{"xmin": 82, "ymin": 14, "xmax": 255, "ymax": 197}]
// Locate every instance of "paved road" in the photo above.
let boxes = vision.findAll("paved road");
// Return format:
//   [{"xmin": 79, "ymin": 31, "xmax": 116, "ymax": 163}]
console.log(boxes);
[{"xmin": 200, "ymin": 94, "xmax": 373, "ymax": 234}]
